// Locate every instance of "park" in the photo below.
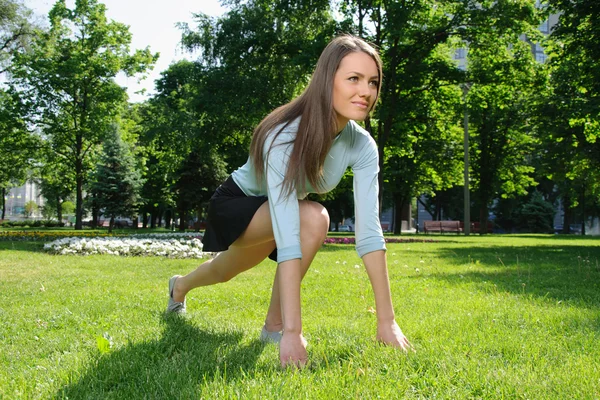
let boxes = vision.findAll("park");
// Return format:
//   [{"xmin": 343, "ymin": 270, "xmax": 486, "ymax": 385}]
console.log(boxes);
[{"xmin": 1, "ymin": 0, "xmax": 599, "ymax": 398}]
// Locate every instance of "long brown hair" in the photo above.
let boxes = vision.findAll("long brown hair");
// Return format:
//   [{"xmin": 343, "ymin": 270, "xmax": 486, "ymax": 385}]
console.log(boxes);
[{"xmin": 249, "ymin": 34, "xmax": 383, "ymax": 197}]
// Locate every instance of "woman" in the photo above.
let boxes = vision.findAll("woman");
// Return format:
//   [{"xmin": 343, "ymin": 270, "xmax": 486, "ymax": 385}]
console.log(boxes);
[{"xmin": 168, "ymin": 34, "xmax": 412, "ymax": 367}]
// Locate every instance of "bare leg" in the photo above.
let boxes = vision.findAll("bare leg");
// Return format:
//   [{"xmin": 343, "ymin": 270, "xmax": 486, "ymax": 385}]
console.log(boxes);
[
  {"xmin": 264, "ymin": 201, "xmax": 330, "ymax": 332},
  {"xmin": 172, "ymin": 202, "xmax": 276, "ymax": 302}
]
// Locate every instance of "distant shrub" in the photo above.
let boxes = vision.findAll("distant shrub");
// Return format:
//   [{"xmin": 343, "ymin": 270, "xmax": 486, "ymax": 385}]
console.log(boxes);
[{"xmin": 517, "ymin": 191, "xmax": 556, "ymax": 233}]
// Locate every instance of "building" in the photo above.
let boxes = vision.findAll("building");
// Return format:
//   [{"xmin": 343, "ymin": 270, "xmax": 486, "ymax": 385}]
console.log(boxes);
[{"xmin": 2, "ymin": 180, "xmax": 45, "ymax": 219}]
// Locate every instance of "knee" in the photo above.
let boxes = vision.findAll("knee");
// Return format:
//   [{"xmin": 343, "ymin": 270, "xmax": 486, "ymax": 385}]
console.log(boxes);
[{"xmin": 299, "ymin": 201, "xmax": 330, "ymax": 239}]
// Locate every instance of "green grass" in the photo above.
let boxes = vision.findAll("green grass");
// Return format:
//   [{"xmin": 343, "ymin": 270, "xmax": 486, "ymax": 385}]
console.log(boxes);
[{"xmin": 1, "ymin": 234, "xmax": 599, "ymax": 399}]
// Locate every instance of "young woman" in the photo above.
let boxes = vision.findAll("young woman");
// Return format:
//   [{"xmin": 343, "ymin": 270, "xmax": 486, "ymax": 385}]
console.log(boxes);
[{"xmin": 167, "ymin": 34, "xmax": 412, "ymax": 367}]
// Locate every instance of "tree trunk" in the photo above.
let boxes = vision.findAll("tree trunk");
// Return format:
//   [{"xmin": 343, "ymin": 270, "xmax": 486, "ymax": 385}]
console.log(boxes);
[
  {"xmin": 562, "ymin": 195, "xmax": 572, "ymax": 234},
  {"xmin": 581, "ymin": 187, "xmax": 586, "ymax": 236},
  {"xmin": 479, "ymin": 203, "xmax": 489, "ymax": 235},
  {"xmin": 109, "ymin": 215, "xmax": 115, "ymax": 233},
  {"xmin": 393, "ymin": 194, "xmax": 404, "ymax": 235},
  {"xmin": 56, "ymin": 196, "xmax": 63, "ymax": 223},
  {"xmin": 178, "ymin": 209, "xmax": 186, "ymax": 231},
  {"xmin": 142, "ymin": 211, "xmax": 148, "ymax": 228},
  {"xmin": 1, "ymin": 187, "xmax": 5, "ymax": 220},
  {"xmin": 91, "ymin": 208, "xmax": 98, "ymax": 229},
  {"xmin": 75, "ymin": 156, "xmax": 84, "ymax": 230},
  {"xmin": 165, "ymin": 209, "xmax": 171, "ymax": 229},
  {"xmin": 150, "ymin": 212, "xmax": 156, "ymax": 229}
]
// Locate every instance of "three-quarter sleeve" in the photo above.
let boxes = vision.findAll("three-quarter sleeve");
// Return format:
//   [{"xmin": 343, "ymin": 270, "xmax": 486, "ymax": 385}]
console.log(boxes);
[
  {"xmin": 264, "ymin": 134, "xmax": 303, "ymax": 263},
  {"xmin": 351, "ymin": 136, "xmax": 386, "ymax": 257}
]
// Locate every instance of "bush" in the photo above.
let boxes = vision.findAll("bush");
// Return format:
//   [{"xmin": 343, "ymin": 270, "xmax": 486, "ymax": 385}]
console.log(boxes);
[
  {"xmin": 24, "ymin": 201, "xmax": 39, "ymax": 218},
  {"xmin": 61, "ymin": 201, "xmax": 75, "ymax": 216},
  {"xmin": 517, "ymin": 191, "xmax": 556, "ymax": 233},
  {"xmin": 0, "ymin": 219, "xmax": 65, "ymax": 228}
]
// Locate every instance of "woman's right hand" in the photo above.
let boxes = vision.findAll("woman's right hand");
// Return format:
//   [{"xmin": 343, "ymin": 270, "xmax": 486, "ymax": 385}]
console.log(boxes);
[{"xmin": 279, "ymin": 331, "xmax": 308, "ymax": 368}]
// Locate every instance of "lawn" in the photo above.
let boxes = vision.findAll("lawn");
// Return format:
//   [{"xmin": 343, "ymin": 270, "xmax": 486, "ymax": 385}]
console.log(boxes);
[{"xmin": 1, "ymin": 232, "xmax": 599, "ymax": 399}]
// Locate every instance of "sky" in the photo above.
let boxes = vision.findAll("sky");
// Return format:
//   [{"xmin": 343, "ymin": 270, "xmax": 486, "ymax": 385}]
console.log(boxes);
[{"xmin": 24, "ymin": 0, "xmax": 226, "ymax": 102}]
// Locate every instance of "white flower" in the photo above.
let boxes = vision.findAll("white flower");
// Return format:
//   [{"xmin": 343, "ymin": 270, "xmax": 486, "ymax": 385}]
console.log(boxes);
[{"xmin": 44, "ymin": 234, "xmax": 208, "ymax": 259}]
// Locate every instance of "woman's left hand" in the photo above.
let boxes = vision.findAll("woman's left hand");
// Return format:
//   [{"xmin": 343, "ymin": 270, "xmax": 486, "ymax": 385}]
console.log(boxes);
[{"xmin": 376, "ymin": 319, "xmax": 414, "ymax": 352}]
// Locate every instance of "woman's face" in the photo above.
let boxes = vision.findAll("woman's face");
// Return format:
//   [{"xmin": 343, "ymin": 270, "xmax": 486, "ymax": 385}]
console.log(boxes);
[{"xmin": 332, "ymin": 51, "xmax": 379, "ymax": 132}]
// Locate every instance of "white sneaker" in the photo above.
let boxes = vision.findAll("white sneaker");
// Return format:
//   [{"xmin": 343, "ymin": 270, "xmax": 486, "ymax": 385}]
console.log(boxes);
[{"xmin": 260, "ymin": 325, "xmax": 282, "ymax": 343}]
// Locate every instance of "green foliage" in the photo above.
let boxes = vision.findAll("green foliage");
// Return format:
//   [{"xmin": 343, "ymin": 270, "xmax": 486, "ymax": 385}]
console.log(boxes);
[
  {"xmin": 91, "ymin": 125, "xmax": 144, "ymax": 232},
  {"xmin": 61, "ymin": 200, "xmax": 75, "ymax": 216},
  {"xmin": 535, "ymin": 0, "xmax": 600, "ymax": 224},
  {"xmin": 172, "ymin": 148, "xmax": 228, "ymax": 230},
  {"xmin": 339, "ymin": 0, "xmax": 470, "ymax": 232},
  {"xmin": 23, "ymin": 200, "xmax": 38, "ymax": 217},
  {"xmin": 0, "ymin": 88, "xmax": 39, "ymax": 197},
  {"xmin": 0, "ymin": 0, "xmax": 35, "ymax": 73},
  {"xmin": 39, "ymin": 148, "xmax": 76, "ymax": 221},
  {"xmin": 493, "ymin": 190, "xmax": 557, "ymax": 233},
  {"xmin": 9, "ymin": 0, "xmax": 157, "ymax": 230},
  {"xmin": 464, "ymin": 2, "xmax": 545, "ymax": 230},
  {"xmin": 518, "ymin": 191, "xmax": 556, "ymax": 233},
  {"xmin": 140, "ymin": 2, "xmax": 336, "ymax": 226},
  {"xmin": 421, "ymin": 186, "xmax": 465, "ymax": 221},
  {"xmin": 179, "ymin": 0, "xmax": 336, "ymax": 165},
  {"xmin": 40, "ymin": 203, "xmax": 55, "ymax": 220},
  {"xmin": 0, "ymin": 219, "xmax": 64, "ymax": 227}
]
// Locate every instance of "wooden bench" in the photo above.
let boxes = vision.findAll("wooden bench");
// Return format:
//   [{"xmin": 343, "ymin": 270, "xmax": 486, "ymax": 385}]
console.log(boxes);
[
  {"xmin": 423, "ymin": 220, "xmax": 463, "ymax": 234},
  {"xmin": 470, "ymin": 221, "xmax": 493, "ymax": 233}
]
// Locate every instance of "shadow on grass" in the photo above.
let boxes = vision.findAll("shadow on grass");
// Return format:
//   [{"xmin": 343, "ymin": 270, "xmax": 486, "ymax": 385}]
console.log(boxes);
[
  {"xmin": 56, "ymin": 314, "xmax": 267, "ymax": 398},
  {"xmin": 426, "ymin": 245, "xmax": 600, "ymax": 308}
]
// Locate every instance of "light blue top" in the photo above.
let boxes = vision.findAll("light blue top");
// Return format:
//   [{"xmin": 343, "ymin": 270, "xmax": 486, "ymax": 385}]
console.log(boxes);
[{"xmin": 231, "ymin": 119, "xmax": 386, "ymax": 263}]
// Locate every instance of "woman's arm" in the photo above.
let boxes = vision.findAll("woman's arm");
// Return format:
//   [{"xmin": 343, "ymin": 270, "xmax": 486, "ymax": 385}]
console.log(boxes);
[
  {"xmin": 278, "ymin": 259, "xmax": 308, "ymax": 367},
  {"xmin": 362, "ymin": 250, "xmax": 413, "ymax": 351}
]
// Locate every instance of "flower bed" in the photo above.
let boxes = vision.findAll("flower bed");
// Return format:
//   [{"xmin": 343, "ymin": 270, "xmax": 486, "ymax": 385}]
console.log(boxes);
[
  {"xmin": 5, "ymin": 230, "xmax": 435, "ymax": 258},
  {"xmin": 43, "ymin": 235, "xmax": 206, "ymax": 258}
]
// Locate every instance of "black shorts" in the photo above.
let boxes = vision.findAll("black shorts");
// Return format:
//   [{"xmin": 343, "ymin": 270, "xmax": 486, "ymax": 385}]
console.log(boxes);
[{"xmin": 202, "ymin": 175, "xmax": 277, "ymax": 262}]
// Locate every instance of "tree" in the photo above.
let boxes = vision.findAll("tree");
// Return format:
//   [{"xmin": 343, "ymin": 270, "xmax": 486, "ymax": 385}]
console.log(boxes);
[
  {"xmin": 61, "ymin": 200, "xmax": 75, "ymax": 217},
  {"xmin": 10, "ymin": 0, "xmax": 157, "ymax": 229},
  {"xmin": 0, "ymin": 1, "xmax": 37, "ymax": 219},
  {"xmin": 90, "ymin": 124, "xmax": 143, "ymax": 233},
  {"xmin": 139, "ymin": 2, "xmax": 336, "ymax": 229},
  {"xmin": 38, "ymin": 148, "xmax": 75, "ymax": 222},
  {"xmin": 517, "ymin": 190, "xmax": 556, "ymax": 233},
  {"xmin": 23, "ymin": 200, "xmax": 37, "ymax": 217},
  {"xmin": 339, "ymin": 0, "xmax": 469, "ymax": 233},
  {"xmin": 179, "ymin": 0, "xmax": 336, "ymax": 166},
  {"xmin": 137, "ymin": 61, "xmax": 202, "ymax": 229},
  {"xmin": 172, "ymin": 148, "xmax": 228, "ymax": 231},
  {"xmin": 0, "ymin": 89, "xmax": 39, "ymax": 219},
  {"xmin": 460, "ymin": 0, "xmax": 545, "ymax": 233},
  {"xmin": 537, "ymin": 0, "xmax": 600, "ymax": 233},
  {"xmin": 0, "ymin": 0, "xmax": 35, "ymax": 73}
]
